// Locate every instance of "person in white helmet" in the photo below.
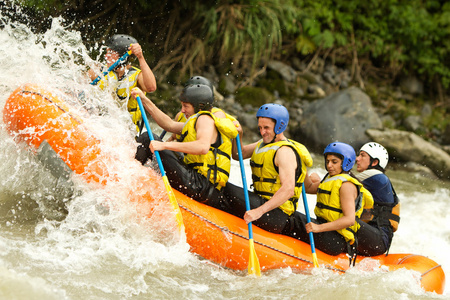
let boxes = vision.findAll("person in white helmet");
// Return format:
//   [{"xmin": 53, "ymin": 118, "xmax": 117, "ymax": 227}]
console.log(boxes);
[{"xmin": 355, "ymin": 142, "xmax": 400, "ymax": 255}]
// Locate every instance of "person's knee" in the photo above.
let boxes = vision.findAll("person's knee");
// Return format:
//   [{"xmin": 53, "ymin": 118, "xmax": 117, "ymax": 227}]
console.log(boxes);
[{"xmin": 135, "ymin": 143, "xmax": 153, "ymax": 165}]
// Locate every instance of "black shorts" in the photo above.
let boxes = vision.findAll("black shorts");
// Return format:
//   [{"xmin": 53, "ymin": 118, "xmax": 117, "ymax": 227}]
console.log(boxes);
[
  {"xmin": 135, "ymin": 131, "xmax": 230, "ymax": 212},
  {"xmin": 283, "ymin": 212, "xmax": 348, "ymax": 256},
  {"xmin": 282, "ymin": 212, "xmax": 388, "ymax": 256},
  {"xmin": 222, "ymin": 183, "xmax": 289, "ymax": 234}
]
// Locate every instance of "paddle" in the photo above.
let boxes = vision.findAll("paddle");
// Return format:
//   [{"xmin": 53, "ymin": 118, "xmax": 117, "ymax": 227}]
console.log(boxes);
[
  {"xmin": 302, "ymin": 182, "xmax": 319, "ymax": 268},
  {"xmin": 90, "ymin": 48, "xmax": 132, "ymax": 85},
  {"xmin": 235, "ymin": 134, "xmax": 261, "ymax": 276},
  {"xmin": 134, "ymin": 93, "xmax": 185, "ymax": 235}
]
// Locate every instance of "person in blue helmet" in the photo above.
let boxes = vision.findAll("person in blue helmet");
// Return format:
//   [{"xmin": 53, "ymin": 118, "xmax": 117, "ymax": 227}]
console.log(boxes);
[
  {"xmin": 223, "ymin": 103, "xmax": 317, "ymax": 234},
  {"xmin": 285, "ymin": 142, "xmax": 379, "ymax": 265}
]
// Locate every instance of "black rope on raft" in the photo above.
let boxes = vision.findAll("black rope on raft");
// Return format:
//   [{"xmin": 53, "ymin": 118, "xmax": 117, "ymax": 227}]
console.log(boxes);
[
  {"xmin": 22, "ymin": 90, "xmax": 84, "ymax": 125},
  {"xmin": 178, "ymin": 203, "xmax": 346, "ymax": 273}
]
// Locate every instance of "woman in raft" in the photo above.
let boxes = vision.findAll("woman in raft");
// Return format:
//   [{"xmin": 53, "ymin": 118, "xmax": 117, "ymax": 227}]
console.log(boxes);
[{"xmin": 285, "ymin": 142, "xmax": 388, "ymax": 264}]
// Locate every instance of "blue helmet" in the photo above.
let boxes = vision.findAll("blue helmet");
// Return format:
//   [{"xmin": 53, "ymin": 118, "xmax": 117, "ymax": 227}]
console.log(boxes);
[
  {"xmin": 324, "ymin": 142, "xmax": 356, "ymax": 172},
  {"xmin": 256, "ymin": 103, "xmax": 289, "ymax": 135}
]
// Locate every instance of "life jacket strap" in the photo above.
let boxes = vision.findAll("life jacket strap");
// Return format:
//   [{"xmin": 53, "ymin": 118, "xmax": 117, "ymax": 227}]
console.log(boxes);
[
  {"xmin": 317, "ymin": 188, "xmax": 331, "ymax": 195},
  {"xmin": 316, "ymin": 202, "xmax": 342, "ymax": 213}
]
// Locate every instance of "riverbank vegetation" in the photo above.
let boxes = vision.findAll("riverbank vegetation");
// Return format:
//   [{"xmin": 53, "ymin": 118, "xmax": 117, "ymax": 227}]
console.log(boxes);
[
  {"xmin": 5, "ymin": 1, "xmax": 449, "ymax": 92},
  {"xmin": 2, "ymin": 0, "xmax": 449, "ymax": 137}
]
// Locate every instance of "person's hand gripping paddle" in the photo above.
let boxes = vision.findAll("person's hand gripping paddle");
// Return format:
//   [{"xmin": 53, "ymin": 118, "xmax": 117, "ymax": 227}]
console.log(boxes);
[
  {"xmin": 91, "ymin": 48, "xmax": 132, "ymax": 85},
  {"xmin": 302, "ymin": 183, "xmax": 319, "ymax": 268},
  {"xmin": 236, "ymin": 134, "xmax": 261, "ymax": 276},
  {"xmin": 134, "ymin": 92, "xmax": 185, "ymax": 235}
]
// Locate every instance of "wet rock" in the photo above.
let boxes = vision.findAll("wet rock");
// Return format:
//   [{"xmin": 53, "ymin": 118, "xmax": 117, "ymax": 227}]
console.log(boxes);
[
  {"xmin": 400, "ymin": 75, "xmax": 424, "ymax": 95},
  {"xmin": 294, "ymin": 87, "xmax": 305, "ymax": 97},
  {"xmin": 298, "ymin": 71, "xmax": 320, "ymax": 84},
  {"xmin": 366, "ymin": 128, "xmax": 450, "ymax": 179},
  {"xmin": 421, "ymin": 103, "xmax": 433, "ymax": 118},
  {"xmin": 402, "ymin": 162, "xmax": 438, "ymax": 179},
  {"xmin": 267, "ymin": 60, "xmax": 297, "ymax": 82},
  {"xmin": 306, "ymin": 84, "xmax": 326, "ymax": 98},
  {"xmin": 403, "ymin": 115, "xmax": 423, "ymax": 132},
  {"xmin": 219, "ymin": 75, "xmax": 236, "ymax": 95},
  {"xmin": 297, "ymin": 87, "xmax": 382, "ymax": 151}
]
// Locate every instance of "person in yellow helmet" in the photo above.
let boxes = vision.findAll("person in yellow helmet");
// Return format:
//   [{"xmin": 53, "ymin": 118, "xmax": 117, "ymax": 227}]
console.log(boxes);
[
  {"xmin": 131, "ymin": 84, "xmax": 238, "ymax": 211},
  {"xmin": 88, "ymin": 34, "xmax": 157, "ymax": 133}
]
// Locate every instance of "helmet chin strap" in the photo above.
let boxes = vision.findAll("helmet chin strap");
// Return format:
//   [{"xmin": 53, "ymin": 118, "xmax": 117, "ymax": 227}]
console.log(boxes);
[
  {"xmin": 269, "ymin": 132, "xmax": 277, "ymax": 144},
  {"xmin": 368, "ymin": 157, "xmax": 384, "ymax": 172}
]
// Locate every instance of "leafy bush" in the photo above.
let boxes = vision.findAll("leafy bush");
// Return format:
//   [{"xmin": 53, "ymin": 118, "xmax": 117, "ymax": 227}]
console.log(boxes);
[
  {"xmin": 7, "ymin": 0, "xmax": 450, "ymax": 94},
  {"xmin": 291, "ymin": 0, "xmax": 449, "ymax": 92}
]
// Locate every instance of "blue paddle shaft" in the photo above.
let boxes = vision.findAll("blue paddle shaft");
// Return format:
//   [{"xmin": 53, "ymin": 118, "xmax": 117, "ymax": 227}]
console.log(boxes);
[
  {"xmin": 302, "ymin": 183, "xmax": 317, "ymax": 252},
  {"xmin": 135, "ymin": 95, "xmax": 167, "ymax": 177},
  {"xmin": 90, "ymin": 51, "xmax": 131, "ymax": 85},
  {"xmin": 236, "ymin": 134, "xmax": 254, "ymax": 240}
]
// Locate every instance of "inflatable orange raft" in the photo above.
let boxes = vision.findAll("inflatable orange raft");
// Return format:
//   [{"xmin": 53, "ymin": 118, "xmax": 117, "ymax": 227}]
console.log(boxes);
[{"xmin": 3, "ymin": 84, "xmax": 446, "ymax": 294}]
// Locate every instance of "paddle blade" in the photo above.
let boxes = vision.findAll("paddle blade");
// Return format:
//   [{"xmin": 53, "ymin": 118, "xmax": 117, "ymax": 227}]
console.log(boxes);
[
  {"xmin": 162, "ymin": 175, "xmax": 185, "ymax": 234},
  {"xmin": 248, "ymin": 239, "xmax": 261, "ymax": 276},
  {"xmin": 312, "ymin": 253, "xmax": 319, "ymax": 268}
]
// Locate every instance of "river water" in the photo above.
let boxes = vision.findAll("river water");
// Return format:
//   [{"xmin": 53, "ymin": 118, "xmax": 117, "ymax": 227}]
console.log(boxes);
[{"xmin": 0, "ymin": 10, "xmax": 449, "ymax": 300}]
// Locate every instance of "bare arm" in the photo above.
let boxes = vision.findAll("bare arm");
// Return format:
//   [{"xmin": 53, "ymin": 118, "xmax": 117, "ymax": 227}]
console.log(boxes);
[
  {"xmin": 304, "ymin": 172, "xmax": 321, "ymax": 194},
  {"xmin": 306, "ymin": 181, "xmax": 356, "ymax": 233},
  {"xmin": 150, "ymin": 114, "xmax": 216, "ymax": 155},
  {"xmin": 166, "ymin": 111, "xmax": 183, "ymax": 142},
  {"xmin": 130, "ymin": 43, "xmax": 157, "ymax": 93},
  {"xmin": 86, "ymin": 60, "xmax": 103, "ymax": 81},
  {"xmin": 244, "ymin": 146, "xmax": 297, "ymax": 224},
  {"xmin": 130, "ymin": 88, "xmax": 184, "ymax": 134}
]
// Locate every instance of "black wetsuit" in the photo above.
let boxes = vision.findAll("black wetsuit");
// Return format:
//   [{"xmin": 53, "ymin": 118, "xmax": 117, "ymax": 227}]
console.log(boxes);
[
  {"xmin": 222, "ymin": 183, "xmax": 290, "ymax": 234},
  {"xmin": 135, "ymin": 131, "xmax": 231, "ymax": 212}
]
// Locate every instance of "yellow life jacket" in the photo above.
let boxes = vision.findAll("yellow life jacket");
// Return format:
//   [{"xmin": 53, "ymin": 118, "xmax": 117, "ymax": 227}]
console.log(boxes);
[
  {"xmin": 250, "ymin": 139, "xmax": 313, "ymax": 215},
  {"xmin": 179, "ymin": 111, "xmax": 238, "ymax": 190},
  {"xmin": 97, "ymin": 66, "xmax": 144, "ymax": 132},
  {"xmin": 175, "ymin": 108, "xmax": 236, "ymax": 140},
  {"xmin": 314, "ymin": 174, "xmax": 374, "ymax": 244}
]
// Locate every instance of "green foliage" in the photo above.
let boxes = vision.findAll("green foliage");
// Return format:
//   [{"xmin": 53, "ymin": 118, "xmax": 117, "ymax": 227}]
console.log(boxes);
[
  {"xmin": 424, "ymin": 108, "xmax": 450, "ymax": 132},
  {"xmin": 18, "ymin": 0, "xmax": 64, "ymax": 11},
  {"xmin": 290, "ymin": 0, "xmax": 449, "ymax": 90},
  {"xmin": 7, "ymin": 0, "xmax": 450, "ymax": 93},
  {"xmin": 195, "ymin": 0, "xmax": 298, "ymax": 72},
  {"xmin": 235, "ymin": 86, "xmax": 274, "ymax": 107}
]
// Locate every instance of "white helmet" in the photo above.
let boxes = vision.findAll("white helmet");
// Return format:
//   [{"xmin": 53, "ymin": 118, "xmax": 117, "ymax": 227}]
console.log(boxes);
[{"xmin": 359, "ymin": 142, "xmax": 389, "ymax": 169}]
